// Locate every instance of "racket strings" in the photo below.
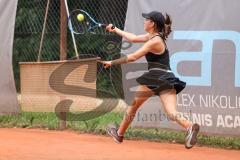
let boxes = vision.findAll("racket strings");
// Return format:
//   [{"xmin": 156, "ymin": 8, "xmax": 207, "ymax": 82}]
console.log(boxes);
[
  {"xmin": 69, "ymin": 11, "xmax": 91, "ymax": 34},
  {"xmin": 69, "ymin": 10, "xmax": 102, "ymax": 34}
]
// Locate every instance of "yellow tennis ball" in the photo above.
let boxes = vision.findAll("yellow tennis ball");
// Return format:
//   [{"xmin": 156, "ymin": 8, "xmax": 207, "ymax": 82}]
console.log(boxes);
[{"xmin": 77, "ymin": 14, "xmax": 84, "ymax": 22}]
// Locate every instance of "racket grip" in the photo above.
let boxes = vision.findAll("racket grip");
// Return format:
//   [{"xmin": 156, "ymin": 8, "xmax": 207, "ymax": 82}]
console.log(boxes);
[
  {"xmin": 111, "ymin": 25, "xmax": 115, "ymax": 29},
  {"xmin": 102, "ymin": 24, "xmax": 115, "ymax": 29}
]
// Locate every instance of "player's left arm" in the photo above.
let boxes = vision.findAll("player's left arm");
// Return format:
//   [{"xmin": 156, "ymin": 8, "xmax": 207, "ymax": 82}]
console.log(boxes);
[
  {"xmin": 127, "ymin": 40, "xmax": 156, "ymax": 62},
  {"xmin": 99, "ymin": 39, "xmax": 158, "ymax": 68}
]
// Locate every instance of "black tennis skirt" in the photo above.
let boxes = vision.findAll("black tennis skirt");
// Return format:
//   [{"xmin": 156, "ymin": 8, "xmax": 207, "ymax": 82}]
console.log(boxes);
[{"xmin": 136, "ymin": 69, "xmax": 186, "ymax": 96}]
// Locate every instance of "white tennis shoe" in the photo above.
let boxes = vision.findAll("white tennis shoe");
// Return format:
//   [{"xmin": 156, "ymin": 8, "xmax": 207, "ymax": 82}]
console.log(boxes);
[{"xmin": 185, "ymin": 123, "xmax": 200, "ymax": 149}]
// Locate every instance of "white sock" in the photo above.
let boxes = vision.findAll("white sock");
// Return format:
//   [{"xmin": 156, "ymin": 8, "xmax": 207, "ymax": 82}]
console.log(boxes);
[{"xmin": 186, "ymin": 124, "xmax": 192, "ymax": 131}]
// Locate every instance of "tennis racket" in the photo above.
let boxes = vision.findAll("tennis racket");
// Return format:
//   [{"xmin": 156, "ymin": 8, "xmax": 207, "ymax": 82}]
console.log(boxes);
[{"xmin": 68, "ymin": 9, "xmax": 115, "ymax": 34}]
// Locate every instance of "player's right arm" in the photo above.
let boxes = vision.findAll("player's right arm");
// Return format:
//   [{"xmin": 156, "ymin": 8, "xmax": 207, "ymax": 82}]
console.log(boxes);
[{"xmin": 106, "ymin": 24, "xmax": 149, "ymax": 43}]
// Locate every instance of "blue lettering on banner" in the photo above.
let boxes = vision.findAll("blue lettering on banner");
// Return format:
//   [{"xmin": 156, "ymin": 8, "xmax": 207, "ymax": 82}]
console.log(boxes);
[{"xmin": 171, "ymin": 31, "xmax": 240, "ymax": 87}]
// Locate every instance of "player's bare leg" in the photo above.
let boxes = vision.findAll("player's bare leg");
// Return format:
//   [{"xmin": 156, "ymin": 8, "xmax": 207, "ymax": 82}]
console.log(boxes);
[
  {"xmin": 159, "ymin": 89, "xmax": 200, "ymax": 149},
  {"xmin": 107, "ymin": 85, "xmax": 154, "ymax": 143}
]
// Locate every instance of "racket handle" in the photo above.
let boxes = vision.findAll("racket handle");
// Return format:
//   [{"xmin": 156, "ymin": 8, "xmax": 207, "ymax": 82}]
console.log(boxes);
[
  {"xmin": 110, "ymin": 25, "xmax": 115, "ymax": 29},
  {"xmin": 101, "ymin": 24, "xmax": 115, "ymax": 29}
]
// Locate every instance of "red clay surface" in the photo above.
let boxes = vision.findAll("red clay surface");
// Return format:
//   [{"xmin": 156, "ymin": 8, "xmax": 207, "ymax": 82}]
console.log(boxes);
[{"xmin": 0, "ymin": 128, "xmax": 239, "ymax": 160}]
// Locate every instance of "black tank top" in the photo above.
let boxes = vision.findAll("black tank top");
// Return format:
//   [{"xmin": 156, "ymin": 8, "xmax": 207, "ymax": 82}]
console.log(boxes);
[{"xmin": 145, "ymin": 35, "xmax": 171, "ymax": 70}]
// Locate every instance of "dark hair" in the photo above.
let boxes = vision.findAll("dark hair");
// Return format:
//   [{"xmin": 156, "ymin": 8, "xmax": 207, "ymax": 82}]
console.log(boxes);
[
  {"xmin": 163, "ymin": 13, "xmax": 172, "ymax": 39},
  {"xmin": 153, "ymin": 13, "xmax": 172, "ymax": 40}
]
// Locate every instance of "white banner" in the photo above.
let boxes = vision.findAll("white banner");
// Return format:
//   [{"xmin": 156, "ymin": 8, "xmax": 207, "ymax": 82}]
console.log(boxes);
[
  {"xmin": 122, "ymin": 0, "xmax": 240, "ymax": 136},
  {"xmin": 0, "ymin": 0, "xmax": 20, "ymax": 115}
]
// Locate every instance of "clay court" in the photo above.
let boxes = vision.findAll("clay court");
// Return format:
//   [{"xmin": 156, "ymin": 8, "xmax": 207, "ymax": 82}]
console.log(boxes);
[{"xmin": 0, "ymin": 128, "xmax": 239, "ymax": 160}]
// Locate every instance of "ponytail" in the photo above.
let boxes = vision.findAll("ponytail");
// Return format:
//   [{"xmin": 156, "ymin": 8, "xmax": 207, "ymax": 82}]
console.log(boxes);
[{"xmin": 163, "ymin": 13, "xmax": 172, "ymax": 40}]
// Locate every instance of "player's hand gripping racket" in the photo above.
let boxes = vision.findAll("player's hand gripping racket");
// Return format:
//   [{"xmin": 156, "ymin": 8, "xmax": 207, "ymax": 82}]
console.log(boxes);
[{"xmin": 68, "ymin": 9, "xmax": 115, "ymax": 34}]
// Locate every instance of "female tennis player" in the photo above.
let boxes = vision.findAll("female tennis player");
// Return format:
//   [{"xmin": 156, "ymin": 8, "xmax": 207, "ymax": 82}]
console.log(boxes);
[{"xmin": 101, "ymin": 11, "xmax": 200, "ymax": 149}]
